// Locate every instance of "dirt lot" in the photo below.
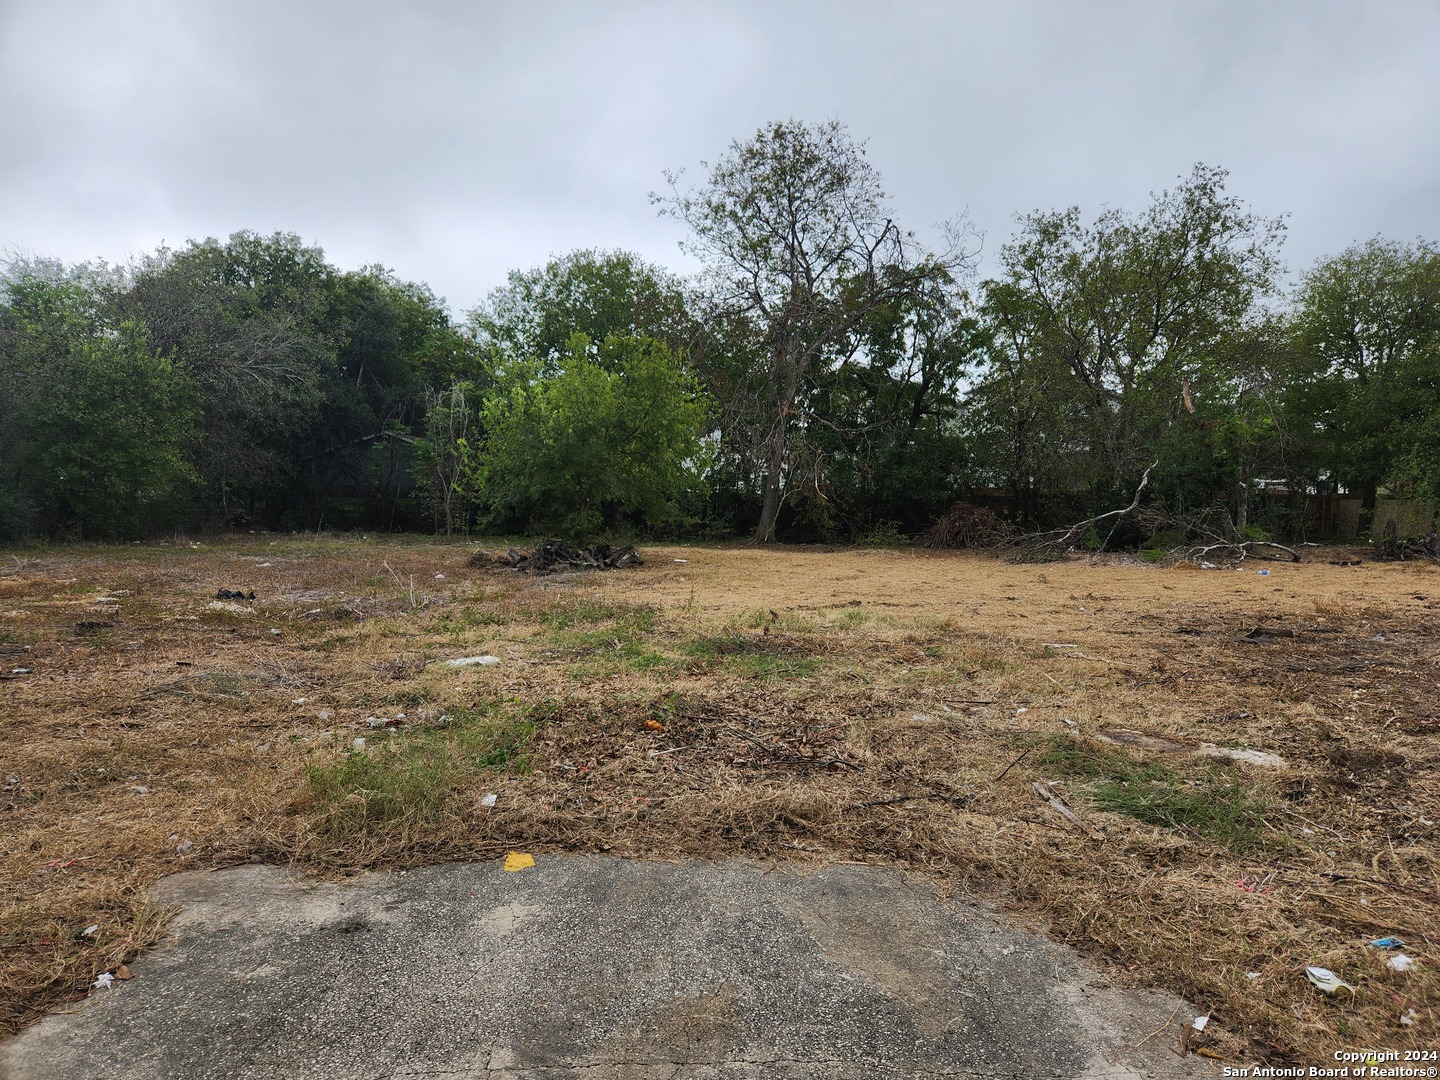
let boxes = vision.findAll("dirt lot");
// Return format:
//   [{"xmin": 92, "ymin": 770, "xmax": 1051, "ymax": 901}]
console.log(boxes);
[{"xmin": 2, "ymin": 537, "xmax": 1437, "ymax": 1065}]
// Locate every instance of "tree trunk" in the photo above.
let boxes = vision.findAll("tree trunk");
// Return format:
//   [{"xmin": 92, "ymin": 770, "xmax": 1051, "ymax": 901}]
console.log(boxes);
[
  {"xmin": 1361, "ymin": 479, "xmax": 1379, "ymax": 536},
  {"xmin": 753, "ymin": 420, "xmax": 787, "ymax": 543}
]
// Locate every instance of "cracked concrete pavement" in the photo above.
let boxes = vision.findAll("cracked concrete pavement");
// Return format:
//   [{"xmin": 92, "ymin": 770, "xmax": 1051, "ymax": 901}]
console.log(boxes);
[{"xmin": 0, "ymin": 857, "xmax": 1212, "ymax": 1079}]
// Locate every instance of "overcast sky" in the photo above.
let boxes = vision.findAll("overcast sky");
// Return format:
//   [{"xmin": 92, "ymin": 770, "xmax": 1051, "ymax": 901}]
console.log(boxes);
[{"xmin": 3, "ymin": 0, "xmax": 1438, "ymax": 315}]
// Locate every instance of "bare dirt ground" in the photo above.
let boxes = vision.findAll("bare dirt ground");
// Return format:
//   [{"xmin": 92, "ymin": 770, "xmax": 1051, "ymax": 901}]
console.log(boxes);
[{"xmin": 2, "ymin": 537, "xmax": 1436, "ymax": 1066}]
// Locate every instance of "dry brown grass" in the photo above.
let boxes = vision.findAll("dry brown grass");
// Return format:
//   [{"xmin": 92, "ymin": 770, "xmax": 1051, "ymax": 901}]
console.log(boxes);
[{"xmin": 2, "ymin": 537, "xmax": 1437, "ymax": 1065}]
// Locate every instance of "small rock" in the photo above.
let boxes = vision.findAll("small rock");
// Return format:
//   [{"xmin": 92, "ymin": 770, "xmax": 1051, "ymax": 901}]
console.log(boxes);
[{"xmin": 1196, "ymin": 744, "xmax": 1287, "ymax": 768}]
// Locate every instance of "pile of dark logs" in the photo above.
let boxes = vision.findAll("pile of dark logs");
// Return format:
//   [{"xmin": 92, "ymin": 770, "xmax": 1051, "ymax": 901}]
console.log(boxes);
[
  {"xmin": 1378, "ymin": 521, "xmax": 1440, "ymax": 562},
  {"xmin": 469, "ymin": 539, "xmax": 643, "ymax": 573}
]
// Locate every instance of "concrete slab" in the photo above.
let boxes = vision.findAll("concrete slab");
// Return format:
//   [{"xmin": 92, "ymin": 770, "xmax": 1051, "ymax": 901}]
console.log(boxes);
[{"xmin": 0, "ymin": 857, "xmax": 1209, "ymax": 1079}]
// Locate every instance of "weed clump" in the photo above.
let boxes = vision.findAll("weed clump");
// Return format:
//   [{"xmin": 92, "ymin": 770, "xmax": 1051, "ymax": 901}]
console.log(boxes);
[
  {"xmin": 301, "ymin": 707, "xmax": 535, "ymax": 840},
  {"xmin": 1036, "ymin": 735, "xmax": 1272, "ymax": 851}
]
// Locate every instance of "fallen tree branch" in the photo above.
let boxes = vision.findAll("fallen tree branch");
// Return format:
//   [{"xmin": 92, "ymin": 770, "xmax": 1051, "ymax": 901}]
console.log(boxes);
[
  {"xmin": 1031, "ymin": 781, "xmax": 1104, "ymax": 840},
  {"xmin": 1009, "ymin": 462, "xmax": 1157, "ymax": 561},
  {"xmin": 1185, "ymin": 539, "xmax": 1300, "ymax": 563}
]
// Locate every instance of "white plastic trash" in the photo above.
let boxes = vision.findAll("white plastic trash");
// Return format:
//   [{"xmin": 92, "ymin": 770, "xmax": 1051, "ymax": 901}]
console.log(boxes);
[
  {"xmin": 480, "ymin": 793, "xmax": 498, "ymax": 808},
  {"xmin": 1306, "ymin": 966, "xmax": 1356, "ymax": 995},
  {"xmin": 92, "ymin": 973, "xmax": 115, "ymax": 990},
  {"xmin": 443, "ymin": 655, "xmax": 501, "ymax": 667},
  {"xmin": 1387, "ymin": 954, "xmax": 1416, "ymax": 973}
]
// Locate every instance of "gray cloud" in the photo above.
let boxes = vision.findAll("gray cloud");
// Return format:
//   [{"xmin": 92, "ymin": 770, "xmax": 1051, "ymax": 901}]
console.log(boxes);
[{"xmin": 3, "ymin": 0, "xmax": 1437, "ymax": 312}]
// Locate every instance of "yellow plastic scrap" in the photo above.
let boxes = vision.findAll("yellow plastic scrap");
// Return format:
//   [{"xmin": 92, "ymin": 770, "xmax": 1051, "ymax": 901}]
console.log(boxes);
[{"xmin": 502, "ymin": 852, "xmax": 535, "ymax": 873}]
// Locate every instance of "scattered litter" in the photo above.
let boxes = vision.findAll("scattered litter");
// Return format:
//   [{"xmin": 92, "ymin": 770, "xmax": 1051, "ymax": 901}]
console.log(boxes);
[
  {"xmin": 80, "ymin": 925, "xmax": 99, "ymax": 938},
  {"xmin": 292, "ymin": 697, "xmax": 308, "ymax": 705},
  {"xmin": 1199, "ymin": 561, "xmax": 1218, "ymax": 570},
  {"xmin": 214, "ymin": 588, "xmax": 256, "ymax": 600},
  {"xmin": 10, "ymin": 667, "xmax": 29, "ymax": 675},
  {"xmin": 1245, "ymin": 972, "xmax": 1262, "ymax": 980},
  {"xmin": 1306, "ymin": 966, "xmax": 1356, "ymax": 996},
  {"xmin": 365, "ymin": 716, "xmax": 391, "ymax": 729},
  {"xmin": 1237, "ymin": 872, "xmax": 1276, "ymax": 894},
  {"xmin": 1256, "ymin": 570, "xmax": 1270, "ymax": 576},
  {"xmin": 132, "ymin": 785, "xmax": 149, "ymax": 796},
  {"xmin": 999, "ymin": 945, "xmax": 1015, "ymax": 956},
  {"xmin": 674, "ymin": 559, "xmax": 688, "ymax": 564},
  {"xmin": 92, "ymin": 973, "xmax": 114, "ymax": 990},
  {"xmin": 440, "ymin": 655, "xmax": 501, "ymax": 668},
  {"xmin": 317, "ymin": 710, "xmax": 332, "ymax": 721},
  {"xmin": 268, "ymin": 628, "xmax": 282, "ymax": 636},
  {"xmin": 1387, "ymin": 954, "xmax": 1416, "ymax": 973},
  {"xmin": 114, "ymin": 964, "xmax": 133, "ymax": 981},
  {"xmin": 1370, "ymin": 937, "xmax": 1405, "ymax": 949},
  {"xmin": 433, "ymin": 573, "xmax": 445, "ymax": 580},
  {"xmin": 1191, "ymin": 1015, "xmax": 1209, "ymax": 1032},
  {"xmin": 1041, "ymin": 643, "xmax": 1078, "ymax": 649},
  {"xmin": 176, "ymin": 841, "xmax": 193, "ymax": 854},
  {"xmin": 1401, "ymin": 1009, "xmax": 1419, "ymax": 1027},
  {"xmin": 1196, "ymin": 744, "xmax": 1287, "ymax": 769},
  {"xmin": 480, "ymin": 793, "xmax": 498, "ymax": 808},
  {"xmin": 644, "ymin": 719, "xmax": 665, "ymax": 731},
  {"xmin": 1016, "ymin": 707, "xmax": 1028, "ymax": 715},
  {"xmin": 257, "ymin": 563, "xmax": 272, "ymax": 568},
  {"xmin": 502, "ymin": 852, "xmax": 535, "ymax": 872},
  {"xmin": 352, "ymin": 737, "xmax": 366, "ymax": 751}
]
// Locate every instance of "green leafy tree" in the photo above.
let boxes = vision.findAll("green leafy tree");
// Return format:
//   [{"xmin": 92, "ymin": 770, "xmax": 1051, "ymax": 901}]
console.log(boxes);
[
  {"xmin": 413, "ymin": 381, "xmax": 476, "ymax": 535},
  {"xmin": 117, "ymin": 232, "xmax": 335, "ymax": 521},
  {"xmin": 467, "ymin": 334, "xmax": 710, "ymax": 539},
  {"xmin": 800, "ymin": 264, "xmax": 984, "ymax": 536},
  {"xmin": 0, "ymin": 271, "xmax": 198, "ymax": 539},
  {"xmin": 119, "ymin": 234, "xmax": 460, "ymax": 528},
  {"xmin": 972, "ymin": 165, "xmax": 1285, "ymax": 524},
  {"xmin": 1288, "ymin": 238, "xmax": 1440, "ymax": 515},
  {"xmin": 657, "ymin": 119, "xmax": 973, "ymax": 541},
  {"xmin": 469, "ymin": 249, "xmax": 697, "ymax": 370}
]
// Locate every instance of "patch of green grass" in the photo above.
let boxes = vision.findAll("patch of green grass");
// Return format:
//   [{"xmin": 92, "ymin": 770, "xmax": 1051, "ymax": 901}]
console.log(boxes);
[
  {"xmin": 542, "ymin": 599, "xmax": 653, "ymax": 630},
  {"xmin": 436, "ymin": 605, "xmax": 514, "ymax": 633},
  {"xmin": 301, "ymin": 706, "xmax": 536, "ymax": 839},
  {"xmin": 680, "ymin": 633, "xmax": 819, "ymax": 679},
  {"xmin": 1036, "ymin": 735, "xmax": 1272, "ymax": 851},
  {"xmin": 542, "ymin": 603, "xmax": 658, "ymax": 668},
  {"xmin": 1091, "ymin": 776, "xmax": 1270, "ymax": 850},
  {"xmin": 626, "ymin": 650, "xmax": 684, "ymax": 674},
  {"xmin": 828, "ymin": 607, "xmax": 875, "ymax": 630}
]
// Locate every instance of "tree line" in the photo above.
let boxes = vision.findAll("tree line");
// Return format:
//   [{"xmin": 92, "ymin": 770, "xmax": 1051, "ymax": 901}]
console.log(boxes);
[{"xmin": 3, "ymin": 119, "xmax": 1438, "ymax": 546}]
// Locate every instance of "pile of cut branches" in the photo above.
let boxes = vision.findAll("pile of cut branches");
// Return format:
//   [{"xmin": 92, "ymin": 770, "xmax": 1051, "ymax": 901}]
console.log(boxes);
[
  {"xmin": 1376, "ymin": 519, "xmax": 1440, "ymax": 562},
  {"xmin": 921, "ymin": 502, "xmax": 1006, "ymax": 549},
  {"xmin": 471, "ymin": 539, "xmax": 643, "ymax": 573}
]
